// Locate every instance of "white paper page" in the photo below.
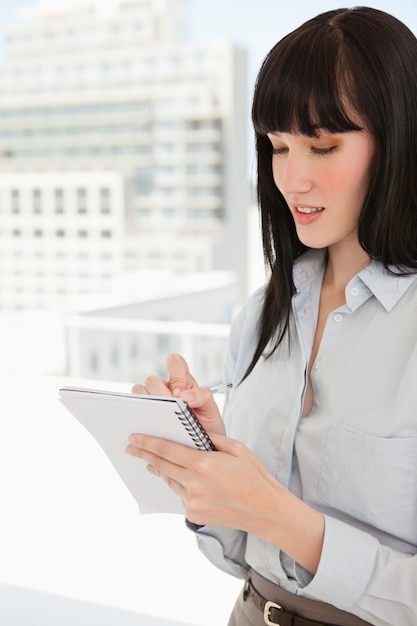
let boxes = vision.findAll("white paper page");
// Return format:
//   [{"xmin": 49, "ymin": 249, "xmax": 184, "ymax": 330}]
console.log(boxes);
[{"xmin": 59, "ymin": 387, "xmax": 213, "ymax": 514}]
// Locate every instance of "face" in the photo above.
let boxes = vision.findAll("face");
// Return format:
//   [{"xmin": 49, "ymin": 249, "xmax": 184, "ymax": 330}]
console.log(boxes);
[{"xmin": 267, "ymin": 128, "xmax": 374, "ymax": 252}]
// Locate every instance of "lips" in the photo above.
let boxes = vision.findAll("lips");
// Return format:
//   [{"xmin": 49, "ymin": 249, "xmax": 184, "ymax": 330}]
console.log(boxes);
[{"xmin": 292, "ymin": 205, "xmax": 325, "ymax": 226}]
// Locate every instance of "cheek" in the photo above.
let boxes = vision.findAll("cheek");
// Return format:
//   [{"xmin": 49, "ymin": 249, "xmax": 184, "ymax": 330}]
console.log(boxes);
[
  {"xmin": 347, "ymin": 168, "xmax": 371, "ymax": 204},
  {"xmin": 339, "ymin": 144, "xmax": 373, "ymax": 200},
  {"xmin": 328, "ymin": 159, "xmax": 370, "ymax": 201}
]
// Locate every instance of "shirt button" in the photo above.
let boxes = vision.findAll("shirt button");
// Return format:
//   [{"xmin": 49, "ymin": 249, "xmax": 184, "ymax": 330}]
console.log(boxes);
[
  {"xmin": 334, "ymin": 313, "xmax": 343, "ymax": 323},
  {"xmin": 351, "ymin": 287, "xmax": 359, "ymax": 296}
]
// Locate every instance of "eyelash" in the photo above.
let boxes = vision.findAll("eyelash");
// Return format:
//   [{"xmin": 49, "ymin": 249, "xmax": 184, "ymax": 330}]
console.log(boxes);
[
  {"xmin": 312, "ymin": 146, "xmax": 337, "ymax": 155},
  {"xmin": 271, "ymin": 146, "xmax": 337, "ymax": 156}
]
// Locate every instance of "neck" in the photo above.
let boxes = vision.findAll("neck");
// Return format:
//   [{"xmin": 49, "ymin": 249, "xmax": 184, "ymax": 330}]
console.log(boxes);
[{"xmin": 324, "ymin": 241, "xmax": 370, "ymax": 293}]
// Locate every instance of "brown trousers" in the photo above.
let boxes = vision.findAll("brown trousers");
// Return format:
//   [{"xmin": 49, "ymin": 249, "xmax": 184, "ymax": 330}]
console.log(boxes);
[{"xmin": 228, "ymin": 569, "xmax": 373, "ymax": 626}]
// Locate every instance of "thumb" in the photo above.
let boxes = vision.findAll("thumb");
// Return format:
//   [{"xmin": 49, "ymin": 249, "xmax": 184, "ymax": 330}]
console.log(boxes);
[
  {"xmin": 166, "ymin": 353, "xmax": 198, "ymax": 395},
  {"xmin": 180, "ymin": 387, "xmax": 226, "ymax": 436}
]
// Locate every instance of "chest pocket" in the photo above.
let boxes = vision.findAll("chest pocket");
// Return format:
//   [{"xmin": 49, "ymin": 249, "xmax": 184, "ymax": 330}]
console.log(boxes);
[{"xmin": 318, "ymin": 423, "xmax": 417, "ymax": 543}]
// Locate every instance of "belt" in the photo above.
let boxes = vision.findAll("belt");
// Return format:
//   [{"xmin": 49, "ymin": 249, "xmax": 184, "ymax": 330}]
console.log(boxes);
[{"xmin": 243, "ymin": 576, "xmax": 329, "ymax": 626}]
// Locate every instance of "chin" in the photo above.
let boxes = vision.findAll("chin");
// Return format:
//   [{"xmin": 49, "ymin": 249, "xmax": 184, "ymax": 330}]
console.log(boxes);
[{"xmin": 296, "ymin": 235, "xmax": 330, "ymax": 249}]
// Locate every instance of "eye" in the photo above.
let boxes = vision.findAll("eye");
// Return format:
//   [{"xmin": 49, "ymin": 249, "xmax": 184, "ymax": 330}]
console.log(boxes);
[
  {"xmin": 271, "ymin": 147, "xmax": 288, "ymax": 155},
  {"xmin": 311, "ymin": 146, "xmax": 337, "ymax": 156}
]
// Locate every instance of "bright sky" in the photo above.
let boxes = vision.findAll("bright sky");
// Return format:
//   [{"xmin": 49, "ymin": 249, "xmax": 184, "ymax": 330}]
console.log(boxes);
[{"xmin": 0, "ymin": 0, "xmax": 416, "ymax": 89}]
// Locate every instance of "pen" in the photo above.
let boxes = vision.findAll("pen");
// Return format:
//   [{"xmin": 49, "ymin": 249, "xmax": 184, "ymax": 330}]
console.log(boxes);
[{"xmin": 209, "ymin": 382, "xmax": 233, "ymax": 394}]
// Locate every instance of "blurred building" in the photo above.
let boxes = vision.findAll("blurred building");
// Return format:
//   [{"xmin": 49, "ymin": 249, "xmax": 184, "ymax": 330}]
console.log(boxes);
[
  {"xmin": 0, "ymin": 0, "xmax": 250, "ymax": 311},
  {"xmin": 0, "ymin": 269, "xmax": 236, "ymax": 382},
  {"xmin": 64, "ymin": 269, "xmax": 235, "ymax": 384}
]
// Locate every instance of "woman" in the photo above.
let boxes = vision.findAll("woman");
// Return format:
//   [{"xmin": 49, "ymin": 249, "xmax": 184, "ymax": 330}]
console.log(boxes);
[{"xmin": 126, "ymin": 7, "xmax": 417, "ymax": 625}]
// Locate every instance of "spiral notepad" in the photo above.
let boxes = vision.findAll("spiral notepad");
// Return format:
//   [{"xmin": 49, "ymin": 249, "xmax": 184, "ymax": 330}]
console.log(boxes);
[{"xmin": 59, "ymin": 386, "xmax": 215, "ymax": 514}]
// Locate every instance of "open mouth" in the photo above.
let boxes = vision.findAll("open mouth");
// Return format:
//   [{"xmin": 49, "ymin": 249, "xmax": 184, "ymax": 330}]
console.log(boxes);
[{"xmin": 296, "ymin": 206, "xmax": 324, "ymax": 214}]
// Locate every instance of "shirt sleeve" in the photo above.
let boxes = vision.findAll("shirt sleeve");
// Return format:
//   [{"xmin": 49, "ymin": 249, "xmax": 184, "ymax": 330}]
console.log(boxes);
[
  {"xmin": 195, "ymin": 525, "xmax": 248, "ymax": 579},
  {"xmin": 297, "ymin": 515, "xmax": 417, "ymax": 626}
]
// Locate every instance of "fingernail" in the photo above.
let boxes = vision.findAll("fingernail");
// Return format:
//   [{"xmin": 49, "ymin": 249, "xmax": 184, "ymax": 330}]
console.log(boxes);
[
  {"xmin": 181, "ymin": 391, "xmax": 194, "ymax": 402},
  {"xmin": 128, "ymin": 435, "xmax": 136, "ymax": 443}
]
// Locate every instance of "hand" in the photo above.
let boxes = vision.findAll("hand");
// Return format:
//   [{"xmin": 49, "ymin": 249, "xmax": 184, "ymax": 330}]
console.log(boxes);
[
  {"xmin": 131, "ymin": 353, "xmax": 226, "ymax": 436},
  {"xmin": 132, "ymin": 353, "xmax": 198, "ymax": 397},
  {"xmin": 126, "ymin": 431, "xmax": 325, "ymax": 574},
  {"xmin": 126, "ymin": 432, "xmax": 279, "ymax": 529}
]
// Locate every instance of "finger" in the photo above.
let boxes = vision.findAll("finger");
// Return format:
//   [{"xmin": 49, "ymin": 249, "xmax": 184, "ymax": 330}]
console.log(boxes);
[
  {"xmin": 146, "ymin": 464, "xmax": 161, "ymax": 477},
  {"xmin": 141, "ymin": 463, "xmax": 186, "ymax": 503},
  {"xmin": 143, "ymin": 375, "xmax": 171, "ymax": 396},
  {"xmin": 126, "ymin": 439, "xmax": 191, "ymax": 492},
  {"xmin": 166, "ymin": 353, "xmax": 198, "ymax": 395},
  {"xmin": 131, "ymin": 377, "xmax": 170, "ymax": 396},
  {"xmin": 181, "ymin": 386, "xmax": 220, "ymax": 413},
  {"xmin": 127, "ymin": 434, "xmax": 203, "ymax": 468},
  {"xmin": 131, "ymin": 383, "xmax": 149, "ymax": 395},
  {"xmin": 147, "ymin": 465, "xmax": 186, "ymax": 500},
  {"xmin": 180, "ymin": 387, "xmax": 226, "ymax": 436}
]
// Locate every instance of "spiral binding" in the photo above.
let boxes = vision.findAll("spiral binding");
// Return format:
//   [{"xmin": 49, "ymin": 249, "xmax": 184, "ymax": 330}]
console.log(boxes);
[{"xmin": 174, "ymin": 404, "xmax": 215, "ymax": 451}]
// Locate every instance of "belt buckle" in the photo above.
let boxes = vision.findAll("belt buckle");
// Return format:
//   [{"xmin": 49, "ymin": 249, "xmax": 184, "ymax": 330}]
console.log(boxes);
[{"xmin": 264, "ymin": 600, "xmax": 283, "ymax": 625}]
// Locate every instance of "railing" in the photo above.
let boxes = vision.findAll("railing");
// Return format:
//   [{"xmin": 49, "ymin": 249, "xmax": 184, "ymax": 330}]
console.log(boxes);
[{"xmin": 64, "ymin": 315, "xmax": 231, "ymax": 384}]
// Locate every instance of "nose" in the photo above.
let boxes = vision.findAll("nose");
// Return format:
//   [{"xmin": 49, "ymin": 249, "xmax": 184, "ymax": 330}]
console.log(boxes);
[{"xmin": 273, "ymin": 154, "xmax": 313, "ymax": 195}]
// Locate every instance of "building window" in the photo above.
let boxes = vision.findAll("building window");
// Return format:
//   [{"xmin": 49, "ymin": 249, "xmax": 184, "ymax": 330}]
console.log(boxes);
[
  {"xmin": 101, "ymin": 230, "xmax": 112, "ymax": 238},
  {"xmin": 111, "ymin": 346, "xmax": 119, "ymax": 367},
  {"xmin": 100, "ymin": 187, "xmax": 111, "ymax": 213},
  {"xmin": 34, "ymin": 229, "xmax": 43, "ymax": 237},
  {"xmin": 130, "ymin": 341, "xmax": 138, "ymax": 362},
  {"xmin": 55, "ymin": 188, "xmax": 64, "ymax": 213},
  {"xmin": 135, "ymin": 167, "xmax": 153, "ymax": 195},
  {"xmin": 78, "ymin": 230, "xmax": 88, "ymax": 238},
  {"xmin": 77, "ymin": 188, "xmax": 87, "ymax": 213},
  {"xmin": 186, "ymin": 187, "xmax": 204, "ymax": 197},
  {"xmin": 56, "ymin": 229, "xmax": 65, "ymax": 238},
  {"xmin": 33, "ymin": 189, "xmax": 42, "ymax": 213},
  {"xmin": 90, "ymin": 350, "xmax": 99, "ymax": 373},
  {"xmin": 170, "ymin": 55, "xmax": 181, "ymax": 68},
  {"xmin": 11, "ymin": 189, "xmax": 20, "ymax": 213}
]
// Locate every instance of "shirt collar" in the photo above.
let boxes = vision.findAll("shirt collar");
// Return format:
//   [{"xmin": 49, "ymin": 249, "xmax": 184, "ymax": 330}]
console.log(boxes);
[
  {"xmin": 356, "ymin": 263, "xmax": 417, "ymax": 312},
  {"xmin": 293, "ymin": 249, "xmax": 417, "ymax": 312}
]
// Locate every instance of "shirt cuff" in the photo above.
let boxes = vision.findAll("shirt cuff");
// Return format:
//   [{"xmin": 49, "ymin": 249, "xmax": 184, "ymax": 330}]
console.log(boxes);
[
  {"xmin": 297, "ymin": 515, "xmax": 379, "ymax": 610},
  {"xmin": 185, "ymin": 517, "xmax": 204, "ymax": 532},
  {"xmin": 194, "ymin": 526, "xmax": 248, "ymax": 579}
]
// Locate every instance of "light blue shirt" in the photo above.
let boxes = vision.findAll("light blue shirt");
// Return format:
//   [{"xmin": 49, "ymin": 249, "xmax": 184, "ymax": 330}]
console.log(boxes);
[{"xmin": 195, "ymin": 249, "xmax": 417, "ymax": 626}]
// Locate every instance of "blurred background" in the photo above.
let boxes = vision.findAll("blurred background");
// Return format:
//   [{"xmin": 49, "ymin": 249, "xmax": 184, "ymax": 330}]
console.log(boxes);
[
  {"xmin": 0, "ymin": 1, "xmax": 415, "ymax": 624},
  {"xmin": 0, "ymin": 0, "xmax": 415, "ymax": 384}
]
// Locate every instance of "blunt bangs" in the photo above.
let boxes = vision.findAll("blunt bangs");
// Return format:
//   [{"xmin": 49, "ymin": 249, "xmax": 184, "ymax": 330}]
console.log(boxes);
[{"xmin": 252, "ymin": 15, "xmax": 363, "ymax": 137}]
